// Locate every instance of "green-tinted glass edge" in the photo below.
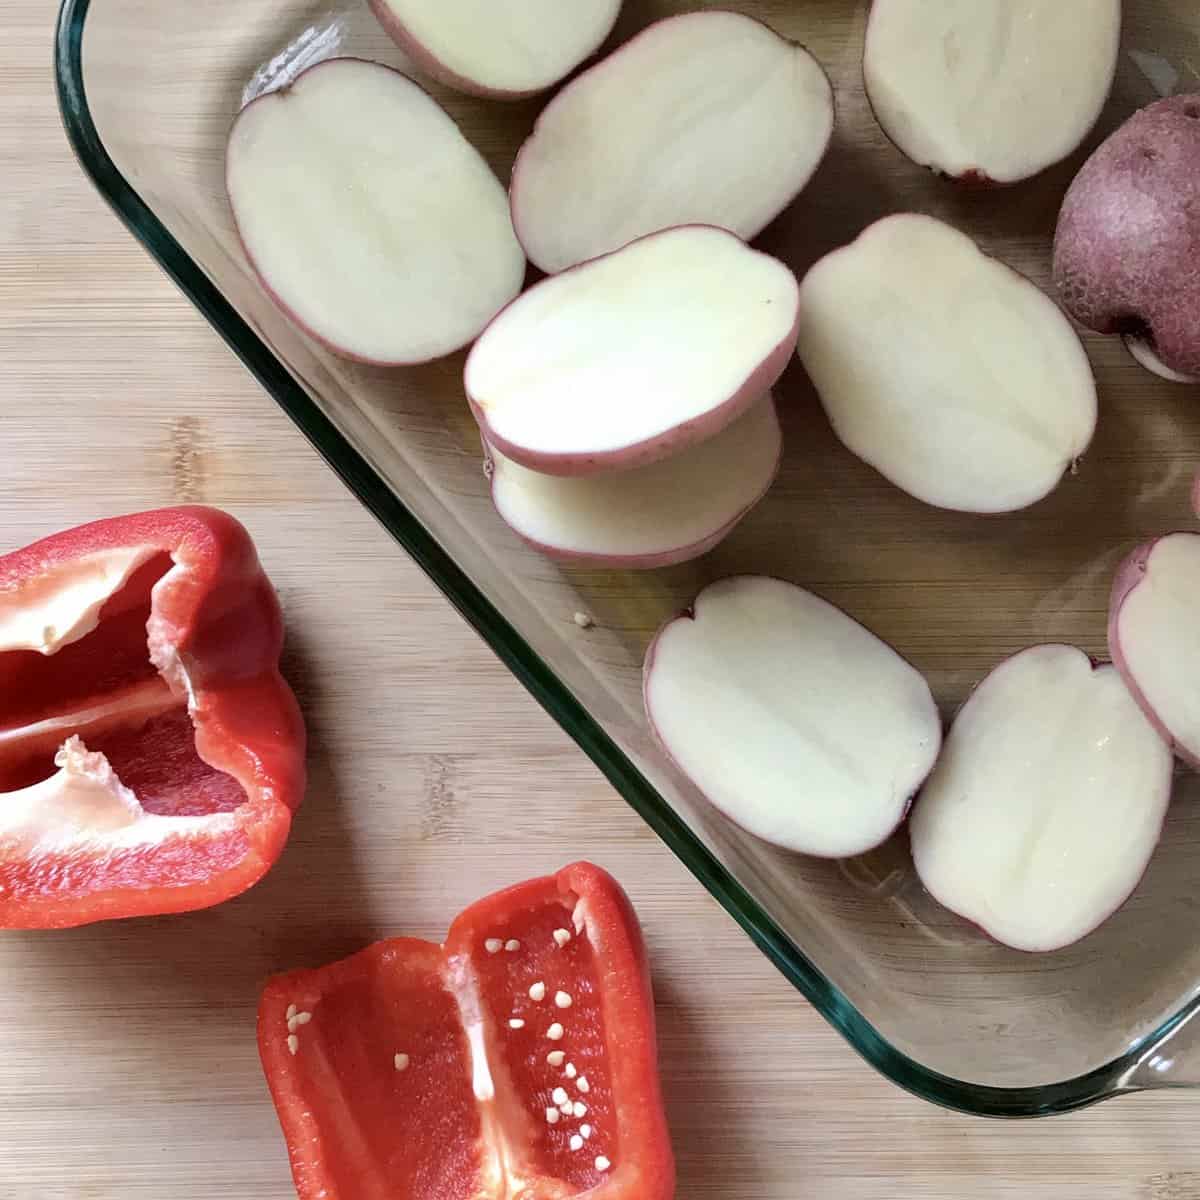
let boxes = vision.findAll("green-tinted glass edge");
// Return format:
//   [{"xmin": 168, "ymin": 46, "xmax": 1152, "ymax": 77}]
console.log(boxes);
[{"xmin": 53, "ymin": 0, "xmax": 1183, "ymax": 1117}]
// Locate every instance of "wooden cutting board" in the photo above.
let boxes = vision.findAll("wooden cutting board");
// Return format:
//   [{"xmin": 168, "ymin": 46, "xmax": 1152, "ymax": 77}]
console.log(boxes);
[{"xmin": 1, "ymin": 5, "xmax": 1198, "ymax": 1198}]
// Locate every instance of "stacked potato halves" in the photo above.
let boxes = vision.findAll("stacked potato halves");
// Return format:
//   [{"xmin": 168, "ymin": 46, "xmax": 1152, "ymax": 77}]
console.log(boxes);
[
  {"xmin": 464, "ymin": 11, "xmax": 835, "ymax": 567},
  {"xmin": 225, "ymin": 9, "xmax": 835, "ymax": 567},
  {"xmin": 467, "ymin": 228, "xmax": 796, "ymax": 568}
]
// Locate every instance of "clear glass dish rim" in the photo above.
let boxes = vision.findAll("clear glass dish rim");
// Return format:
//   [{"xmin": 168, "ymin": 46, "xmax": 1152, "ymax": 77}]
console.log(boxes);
[{"xmin": 52, "ymin": 0, "xmax": 1193, "ymax": 1117}]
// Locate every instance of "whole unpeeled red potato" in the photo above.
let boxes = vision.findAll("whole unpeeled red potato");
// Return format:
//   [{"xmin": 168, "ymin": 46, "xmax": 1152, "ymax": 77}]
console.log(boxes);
[{"xmin": 1053, "ymin": 93, "xmax": 1200, "ymax": 383}]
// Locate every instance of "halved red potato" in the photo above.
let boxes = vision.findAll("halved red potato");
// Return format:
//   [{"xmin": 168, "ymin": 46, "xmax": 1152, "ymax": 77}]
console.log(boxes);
[
  {"xmin": 1109, "ymin": 532, "xmax": 1200, "ymax": 767},
  {"xmin": 465, "ymin": 226, "xmax": 799, "ymax": 476},
  {"xmin": 368, "ymin": 0, "xmax": 622, "ymax": 100},
  {"xmin": 795, "ymin": 214, "xmax": 1097, "ymax": 513},
  {"xmin": 643, "ymin": 577, "xmax": 941, "ymax": 858},
  {"xmin": 226, "ymin": 58, "xmax": 525, "ymax": 365},
  {"xmin": 486, "ymin": 395, "xmax": 781, "ymax": 569},
  {"xmin": 864, "ymin": 0, "xmax": 1120, "ymax": 185},
  {"xmin": 910, "ymin": 644, "xmax": 1172, "ymax": 953},
  {"xmin": 1053, "ymin": 93, "xmax": 1200, "ymax": 383},
  {"xmin": 510, "ymin": 10, "xmax": 834, "ymax": 274}
]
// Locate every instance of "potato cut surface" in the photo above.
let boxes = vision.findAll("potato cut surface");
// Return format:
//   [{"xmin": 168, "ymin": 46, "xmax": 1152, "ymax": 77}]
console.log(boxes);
[
  {"xmin": 487, "ymin": 395, "xmax": 780, "ymax": 568},
  {"xmin": 911, "ymin": 645, "xmax": 1171, "ymax": 952},
  {"xmin": 865, "ymin": 0, "xmax": 1120, "ymax": 183},
  {"xmin": 370, "ymin": 0, "xmax": 621, "ymax": 97},
  {"xmin": 644, "ymin": 577, "xmax": 941, "ymax": 858},
  {"xmin": 1110, "ymin": 533, "xmax": 1200, "ymax": 766},
  {"xmin": 227, "ymin": 59, "xmax": 525, "ymax": 364},
  {"xmin": 796, "ymin": 214, "xmax": 1096, "ymax": 513},
  {"xmin": 466, "ymin": 227, "xmax": 799, "ymax": 475},
  {"xmin": 511, "ymin": 10, "xmax": 833, "ymax": 273}
]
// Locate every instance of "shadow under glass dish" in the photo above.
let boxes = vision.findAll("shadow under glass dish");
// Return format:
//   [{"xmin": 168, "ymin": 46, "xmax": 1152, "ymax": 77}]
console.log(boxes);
[{"xmin": 55, "ymin": 0, "xmax": 1200, "ymax": 1115}]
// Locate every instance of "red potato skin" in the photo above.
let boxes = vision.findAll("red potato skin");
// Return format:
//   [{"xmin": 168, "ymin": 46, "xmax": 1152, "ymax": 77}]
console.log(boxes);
[
  {"xmin": 1054, "ymin": 94, "xmax": 1200, "ymax": 382},
  {"xmin": 641, "ymin": 576, "xmax": 942, "ymax": 858},
  {"xmin": 508, "ymin": 10, "xmax": 835, "ymax": 273},
  {"xmin": 1192, "ymin": 474, "xmax": 1200, "ymax": 520},
  {"xmin": 911, "ymin": 644, "xmax": 1173, "ymax": 954},
  {"xmin": 1108, "ymin": 534, "xmax": 1200, "ymax": 768},
  {"xmin": 227, "ymin": 58, "xmax": 521, "ymax": 368},
  {"xmin": 465, "ymin": 226, "xmax": 800, "ymax": 477},
  {"xmin": 366, "ymin": 0, "xmax": 618, "ymax": 101},
  {"xmin": 482, "ymin": 403, "xmax": 782, "ymax": 569},
  {"xmin": 949, "ymin": 170, "xmax": 1003, "ymax": 189}
]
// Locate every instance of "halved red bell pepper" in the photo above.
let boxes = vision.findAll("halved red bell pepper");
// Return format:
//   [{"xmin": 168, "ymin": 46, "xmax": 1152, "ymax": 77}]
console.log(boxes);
[
  {"xmin": 0, "ymin": 506, "xmax": 306, "ymax": 928},
  {"xmin": 259, "ymin": 861, "xmax": 675, "ymax": 1200}
]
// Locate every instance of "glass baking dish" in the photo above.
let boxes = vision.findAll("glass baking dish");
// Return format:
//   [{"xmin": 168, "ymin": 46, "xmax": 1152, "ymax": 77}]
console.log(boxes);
[{"xmin": 55, "ymin": 0, "xmax": 1200, "ymax": 1116}]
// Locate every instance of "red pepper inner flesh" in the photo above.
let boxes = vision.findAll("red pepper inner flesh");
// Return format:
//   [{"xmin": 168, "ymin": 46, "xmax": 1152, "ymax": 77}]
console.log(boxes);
[
  {"xmin": 85, "ymin": 709, "xmax": 247, "ymax": 816},
  {"xmin": 270, "ymin": 893, "xmax": 620, "ymax": 1200},
  {"xmin": 464, "ymin": 899, "xmax": 614, "ymax": 1194},
  {"xmin": 287, "ymin": 942, "xmax": 482, "ymax": 1200},
  {"xmin": 0, "ymin": 552, "xmax": 246, "ymax": 813}
]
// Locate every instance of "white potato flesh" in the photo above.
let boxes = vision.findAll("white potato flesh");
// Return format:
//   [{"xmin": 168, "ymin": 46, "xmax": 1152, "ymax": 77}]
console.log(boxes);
[
  {"xmin": 910, "ymin": 645, "xmax": 1172, "ymax": 953},
  {"xmin": 226, "ymin": 58, "xmax": 525, "ymax": 365},
  {"xmin": 644, "ymin": 577, "xmax": 941, "ymax": 857},
  {"xmin": 510, "ymin": 10, "xmax": 834, "ymax": 273},
  {"xmin": 487, "ymin": 395, "xmax": 781, "ymax": 568},
  {"xmin": 1125, "ymin": 336, "xmax": 1199, "ymax": 385},
  {"xmin": 796, "ymin": 214, "xmax": 1097, "ymax": 513},
  {"xmin": 370, "ymin": 0, "xmax": 621, "ymax": 97},
  {"xmin": 466, "ymin": 227, "xmax": 799, "ymax": 475},
  {"xmin": 1110, "ymin": 533, "xmax": 1200, "ymax": 765},
  {"xmin": 864, "ymin": 0, "xmax": 1120, "ymax": 183}
]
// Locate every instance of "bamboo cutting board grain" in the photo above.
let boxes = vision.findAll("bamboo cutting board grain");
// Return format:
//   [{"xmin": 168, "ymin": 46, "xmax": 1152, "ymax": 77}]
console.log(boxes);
[{"xmin": 1, "ymin": 4, "xmax": 1199, "ymax": 1198}]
